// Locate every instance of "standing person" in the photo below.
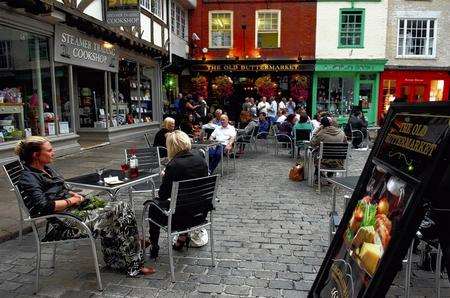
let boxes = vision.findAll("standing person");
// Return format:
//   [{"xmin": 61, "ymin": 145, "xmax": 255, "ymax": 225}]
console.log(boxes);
[
  {"xmin": 286, "ymin": 98, "xmax": 296, "ymax": 115},
  {"xmin": 208, "ymin": 115, "xmax": 236, "ymax": 173},
  {"xmin": 173, "ymin": 93, "xmax": 183, "ymax": 115},
  {"xmin": 268, "ymin": 97, "xmax": 278, "ymax": 124},
  {"xmin": 16, "ymin": 137, "xmax": 155, "ymax": 276},
  {"xmin": 257, "ymin": 97, "xmax": 270, "ymax": 114},
  {"xmin": 212, "ymin": 109, "xmax": 223, "ymax": 126},
  {"xmin": 153, "ymin": 117, "xmax": 176, "ymax": 156},
  {"xmin": 249, "ymin": 98, "xmax": 257, "ymax": 117},
  {"xmin": 278, "ymin": 97, "xmax": 286, "ymax": 113},
  {"xmin": 147, "ymin": 131, "xmax": 209, "ymax": 258},
  {"xmin": 184, "ymin": 95, "xmax": 199, "ymax": 119},
  {"xmin": 242, "ymin": 97, "xmax": 251, "ymax": 111},
  {"xmin": 196, "ymin": 96, "xmax": 208, "ymax": 124}
]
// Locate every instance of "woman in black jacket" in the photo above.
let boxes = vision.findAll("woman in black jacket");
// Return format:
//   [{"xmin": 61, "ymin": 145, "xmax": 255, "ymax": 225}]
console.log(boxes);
[
  {"xmin": 148, "ymin": 130, "xmax": 208, "ymax": 259},
  {"xmin": 16, "ymin": 136, "xmax": 154, "ymax": 276},
  {"xmin": 152, "ymin": 117, "xmax": 175, "ymax": 157}
]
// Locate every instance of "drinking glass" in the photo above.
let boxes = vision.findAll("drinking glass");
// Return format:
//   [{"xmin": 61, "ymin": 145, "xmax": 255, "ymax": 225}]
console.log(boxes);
[
  {"xmin": 96, "ymin": 168, "xmax": 105, "ymax": 184},
  {"xmin": 120, "ymin": 163, "xmax": 130, "ymax": 181}
]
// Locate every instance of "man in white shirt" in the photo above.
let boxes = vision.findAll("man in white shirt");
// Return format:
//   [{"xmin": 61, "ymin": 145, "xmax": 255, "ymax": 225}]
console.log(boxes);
[
  {"xmin": 278, "ymin": 98, "xmax": 286, "ymax": 112},
  {"xmin": 209, "ymin": 115, "xmax": 236, "ymax": 173},
  {"xmin": 267, "ymin": 97, "xmax": 278, "ymax": 124},
  {"xmin": 257, "ymin": 97, "xmax": 270, "ymax": 114}
]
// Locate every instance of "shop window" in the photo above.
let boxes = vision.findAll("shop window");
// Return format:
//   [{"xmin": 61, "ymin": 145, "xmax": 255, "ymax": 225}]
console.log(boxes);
[
  {"xmin": 339, "ymin": 9, "xmax": 365, "ymax": 48},
  {"xmin": 209, "ymin": 11, "xmax": 233, "ymax": 48},
  {"xmin": 117, "ymin": 59, "xmax": 138, "ymax": 126},
  {"xmin": 430, "ymin": 80, "xmax": 444, "ymax": 101},
  {"xmin": 256, "ymin": 10, "xmax": 280, "ymax": 49},
  {"xmin": 382, "ymin": 80, "xmax": 396, "ymax": 113},
  {"xmin": 140, "ymin": 65, "xmax": 153, "ymax": 122},
  {"xmin": 317, "ymin": 77, "xmax": 354, "ymax": 119},
  {"xmin": 76, "ymin": 66, "xmax": 107, "ymax": 128},
  {"xmin": 397, "ymin": 19, "xmax": 436, "ymax": 57},
  {"xmin": 0, "ymin": 25, "xmax": 52, "ymax": 143},
  {"xmin": 171, "ymin": 2, "xmax": 186, "ymax": 39},
  {"xmin": 55, "ymin": 65, "xmax": 73, "ymax": 134}
]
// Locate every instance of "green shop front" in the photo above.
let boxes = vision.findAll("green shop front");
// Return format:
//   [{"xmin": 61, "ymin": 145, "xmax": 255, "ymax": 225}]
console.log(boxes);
[{"xmin": 312, "ymin": 59, "xmax": 386, "ymax": 126}]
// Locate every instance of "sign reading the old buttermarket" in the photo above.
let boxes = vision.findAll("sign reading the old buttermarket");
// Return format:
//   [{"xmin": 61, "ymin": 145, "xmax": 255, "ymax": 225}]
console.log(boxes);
[
  {"xmin": 309, "ymin": 102, "xmax": 450, "ymax": 298},
  {"xmin": 191, "ymin": 63, "xmax": 306, "ymax": 72},
  {"xmin": 106, "ymin": 0, "xmax": 140, "ymax": 27},
  {"xmin": 54, "ymin": 25, "xmax": 118, "ymax": 72}
]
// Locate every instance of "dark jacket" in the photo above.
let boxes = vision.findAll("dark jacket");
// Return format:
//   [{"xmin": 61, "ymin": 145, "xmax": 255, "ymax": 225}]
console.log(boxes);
[
  {"xmin": 18, "ymin": 165, "xmax": 70, "ymax": 217},
  {"xmin": 153, "ymin": 128, "xmax": 169, "ymax": 148},
  {"xmin": 347, "ymin": 115, "xmax": 368, "ymax": 136},
  {"xmin": 158, "ymin": 150, "xmax": 208, "ymax": 201}
]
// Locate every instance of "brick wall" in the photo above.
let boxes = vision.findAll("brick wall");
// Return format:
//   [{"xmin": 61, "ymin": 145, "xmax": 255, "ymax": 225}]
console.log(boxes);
[{"xmin": 188, "ymin": 1, "xmax": 316, "ymax": 60}]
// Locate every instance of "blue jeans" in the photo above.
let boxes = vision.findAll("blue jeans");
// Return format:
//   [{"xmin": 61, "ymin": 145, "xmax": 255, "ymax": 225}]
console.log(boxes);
[{"xmin": 208, "ymin": 145, "xmax": 224, "ymax": 173}]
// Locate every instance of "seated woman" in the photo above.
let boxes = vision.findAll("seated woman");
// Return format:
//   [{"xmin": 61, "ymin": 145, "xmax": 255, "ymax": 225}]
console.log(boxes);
[
  {"xmin": 279, "ymin": 114, "xmax": 296, "ymax": 136},
  {"xmin": 153, "ymin": 117, "xmax": 175, "ymax": 157},
  {"xmin": 148, "ymin": 131, "xmax": 209, "ymax": 259},
  {"xmin": 16, "ymin": 136, "xmax": 154, "ymax": 277}
]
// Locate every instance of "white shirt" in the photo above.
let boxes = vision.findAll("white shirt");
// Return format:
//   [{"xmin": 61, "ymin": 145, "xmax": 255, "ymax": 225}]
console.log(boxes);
[
  {"xmin": 276, "ymin": 115, "xmax": 287, "ymax": 123},
  {"xmin": 257, "ymin": 101, "xmax": 270, "ymax": 114},
  {"xmin": 278, "ymin": 101, "xmax": 286, "ymax": 111},
  {"xmin": 268, "ymin": 101, "xmax": 277, "ymax": 117},
  {"xmin": 210, "ymin": 124, "xmax": 236, "ymax": 146}
]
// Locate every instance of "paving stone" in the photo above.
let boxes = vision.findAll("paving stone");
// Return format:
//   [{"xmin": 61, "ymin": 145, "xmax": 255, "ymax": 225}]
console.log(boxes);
[
  {"xmin": 221, "ymin": 276, "xmax": 246, "ymax": 286},
  {"xmin": 197, "ymin": 283, "xmax": 224, "ymax": 294},
  {"xmin": 224, "ymin": 285, "xmax": 251, "ymax": 295},
  {"xmin": 251, "ymin": 287, "xmax": 281, "ymax": 297},
  {"xmin": 0, "ymin": 280, "xmax": 22, "ymax": 291},
  {"xmin": 269, "ymin": 279, "xmax": 294, "ymax": 290}
]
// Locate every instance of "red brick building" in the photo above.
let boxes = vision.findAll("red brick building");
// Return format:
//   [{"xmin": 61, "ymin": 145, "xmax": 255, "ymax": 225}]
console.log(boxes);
[{"xmin": 186, "ymin": 0, "xmax": 317, "ymax": 116}]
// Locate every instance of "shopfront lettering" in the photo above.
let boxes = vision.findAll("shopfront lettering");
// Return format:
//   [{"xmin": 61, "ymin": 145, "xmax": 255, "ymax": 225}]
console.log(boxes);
[
  {"xmin": 196, "ymin": 63, "xmax": 301, "ymax": 72},
  {"xmin": 55, "ymin": 25, "xmax": 118, "ymax": 72}
]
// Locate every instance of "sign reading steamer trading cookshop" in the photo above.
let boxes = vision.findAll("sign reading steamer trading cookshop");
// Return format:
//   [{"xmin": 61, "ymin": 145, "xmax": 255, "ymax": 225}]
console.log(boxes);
[
  {"xmin": 54, "ymin": 25, "xmax": 118, "ymax": 72},
  {"xmin": 106, "ymin": 0, "xmax": 140, "ymax": 27}
]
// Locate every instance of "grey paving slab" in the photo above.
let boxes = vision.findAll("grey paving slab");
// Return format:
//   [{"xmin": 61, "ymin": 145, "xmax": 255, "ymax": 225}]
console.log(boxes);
[{"xmin": 0, "ymin": 140, "xmax": 447, "ymax": 297}]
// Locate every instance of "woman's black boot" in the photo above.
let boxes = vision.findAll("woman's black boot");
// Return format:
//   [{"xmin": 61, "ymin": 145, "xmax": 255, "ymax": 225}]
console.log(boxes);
[{"xmin": 150, "ymin": 245, "xmax": 159, "ymax": 260}]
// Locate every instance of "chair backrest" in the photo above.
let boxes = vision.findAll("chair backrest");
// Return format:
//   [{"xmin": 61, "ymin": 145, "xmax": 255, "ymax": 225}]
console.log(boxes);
[
  {"xmin": 204, "ymin": 128, "xmax": 215, "ymax": 139},
  {"xmin": 169, "ymin": 175, "xmax": 219, "ymax": 216},
  {"xmin": 144, "ymin": 132, "xmax": 152, "ymax": 148},
  {"xmin": 276, "ymin": 133, "xmax": 292, "ymax": 143},
  {"xmin": 295, "ymin": 129, "xmax": 311, "ymax": 142},
  {"xmin": 251, "ymin": 125, "xmax": 260, "ymax": 137},
  {"xmin": 125, "ymin": 147, "xmax": 161, "ymax": 173},
  {"xmin": 319, "ymin": 142, "xmax": 350, "ymax": 160},
  {"xmin": 3, "ymin": 160, "xmax": 31, "ymax": 219}
]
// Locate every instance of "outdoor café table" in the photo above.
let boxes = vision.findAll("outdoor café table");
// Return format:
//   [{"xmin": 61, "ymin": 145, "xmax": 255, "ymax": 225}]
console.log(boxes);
[
  {"xmin": 66, "ymin": 169, "xmax": 159, "ymax": 200},
  {"xmin": 326, "ymin": 175, "xmax": 359, "ymax": 213},
  {"xmin": 191, "ymin": 139, "xmax": 223, "ymax": 174}
]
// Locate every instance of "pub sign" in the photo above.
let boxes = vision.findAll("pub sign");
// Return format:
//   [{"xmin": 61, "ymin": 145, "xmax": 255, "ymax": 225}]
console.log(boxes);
[{"xmin": 309, "ymin": 102, "xmax": 450, "ymax": 297}]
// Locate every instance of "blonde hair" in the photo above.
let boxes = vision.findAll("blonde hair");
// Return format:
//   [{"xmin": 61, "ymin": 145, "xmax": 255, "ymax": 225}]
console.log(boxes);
[
  {"xmin": 14, "ymin": 136, "xmax": 49, "ymax": 164},
  {"xmin": 163, "ymin": 117, "xmax": 175, "ymax": 129},
  {"xmin": 166, "ymin": 130, "xmax": 191, "ymax": 160}
]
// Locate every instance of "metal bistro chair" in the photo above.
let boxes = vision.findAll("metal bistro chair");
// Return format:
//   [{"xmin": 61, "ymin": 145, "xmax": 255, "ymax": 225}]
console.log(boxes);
[
  {"xmin": 274, "ymin": 133, "xmax": 294, "ymax": 157},
  {"xmin": 125, "ymin": 147, "xmax": 162, "ymax": 208},
  {"xmin": 317, "ymin": 142, "xmax": 350, "ymax": 194},
  {"xmin": 294, "ymin": 128, "xmax": 311, "ymax": 159},
  {"xmin": 349, "ymin": 124, "xmax": 369, "ymax": 150},
  {"xmin": 144, "ymin": 132, "xmax": 152, "ymax": 148},
  {"xmin": 2, "ymin": 160, "xmax": 103, "ymax": 293},
  {"xmin": 235, "ymin": 125, "xmax": 259, "ymax": 153},
  {"xmin": 142, "ymin": 175, "xmax": 220, "ymax": 282}
]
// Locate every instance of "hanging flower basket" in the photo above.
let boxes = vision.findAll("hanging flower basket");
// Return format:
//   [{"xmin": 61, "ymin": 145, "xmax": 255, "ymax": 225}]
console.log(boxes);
[
  {"xmin": 212, "ymin": 75, "xmax": 234, "ymax": 100},
  {"xmin": 290, "ymin": 74, "xmax": 309, "ymax": 101},
  {"xmin": 255, "ymin": 75, "xmax": 276, "ymax": 98},
  {"xmin": 191, "ymin": 76, "xmax": 208, "ymax": 98}
]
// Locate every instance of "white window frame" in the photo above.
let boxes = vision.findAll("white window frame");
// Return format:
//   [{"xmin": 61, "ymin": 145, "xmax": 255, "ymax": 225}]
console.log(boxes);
[
  {"xmin": 396, "ymin": 18, "xmax": 437, "ymax": 59},
  {"xmin": 140, "ymin": 0, "xmax": 150, "ymax": 11},
  {"xmin": 255, "ymin": 9, "xmax": 281, "ymax": 49},
  {"xmin": 140, "ymin": 0, "xmax": 163, "ymax": 19},
  {"xmin": 171, "ymin": 2, "xmax": 187, "ymax": 39},
  {"xmin": 209, "ymin": 10, "xmax": 233, "ymax": 49}
]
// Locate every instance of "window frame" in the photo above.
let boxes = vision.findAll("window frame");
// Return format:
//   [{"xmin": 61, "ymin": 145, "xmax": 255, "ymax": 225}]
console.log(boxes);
[
  {"xmin": 171, "ymin": 2, "xmax": 187, "ymax": 39},
  {"xmin": 396, "ymin": 18, "xmax": 437, "ymax": 59},
  {"xmin": 338, "ymin": 8, "xmax": 365, "ymax": 49},
  {"xmin": 209, "ymin": 10, "xmax": 233, "ymax": 49},
  {"xmin": 255, "ymin": 9, "xmax": 281, "ymax": 49},
  {"xmin": 140, "ymin": 0, "xmax": 163, "ymax": 19}
]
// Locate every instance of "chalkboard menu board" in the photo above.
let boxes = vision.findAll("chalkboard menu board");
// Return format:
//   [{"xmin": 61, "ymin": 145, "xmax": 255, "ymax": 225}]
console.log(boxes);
[{"xmin": 309, "ymin": 102, "xmax": 450, "ymax": 298}]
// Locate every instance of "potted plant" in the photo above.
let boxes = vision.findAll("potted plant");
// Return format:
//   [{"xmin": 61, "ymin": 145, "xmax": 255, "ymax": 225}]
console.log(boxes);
[
  {"xmin": 212, "ymin": 76, "xmax": 233, "ymax": 100},
  {"xmin": 191, "ymin": 76, "xmax": 208, "ymax": 99},
  {"xmin": 255, "ymin": 75, "xmax": 276, "ymax": 98},
  {"xmin": 290, "ymin": 74, "xmax": 309, "ymax": 102}
]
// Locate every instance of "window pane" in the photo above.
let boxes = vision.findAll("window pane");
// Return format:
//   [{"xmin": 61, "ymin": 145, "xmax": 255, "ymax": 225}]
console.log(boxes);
[
  {"xmin": 340, "ymin": 11, "xmax": 363, "ymax": 46},
  {"xmin": 430, "ymin": 80, "xmax": 444, "ymax": 101},
  {"xmin": 258, "ymin": 32, "xmax": 278, "ymax": 48},
  {"xmin": 211, "ymin": 12, "xmax": 232, "ymax": 47}
]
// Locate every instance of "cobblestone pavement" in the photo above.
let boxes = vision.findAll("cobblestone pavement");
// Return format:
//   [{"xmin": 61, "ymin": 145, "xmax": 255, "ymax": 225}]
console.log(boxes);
[{"xmin": 0, "ymin": 141, "xmax": 448, "ymax": 297}]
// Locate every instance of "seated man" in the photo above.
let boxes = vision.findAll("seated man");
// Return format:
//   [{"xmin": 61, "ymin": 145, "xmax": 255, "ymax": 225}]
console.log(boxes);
[
  {"xmin": 237, "ymin": 114, "xmax": 259, "ymax": 154},
  {"xmin": 208, "ymin": 115, "xmax": 236, "ymax": 173}
]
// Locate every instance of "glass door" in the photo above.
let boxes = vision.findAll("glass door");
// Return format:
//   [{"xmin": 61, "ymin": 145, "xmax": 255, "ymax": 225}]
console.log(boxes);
[{"xmin": 359, "ymin": 81, "xmax": 374, "ymax": 125}]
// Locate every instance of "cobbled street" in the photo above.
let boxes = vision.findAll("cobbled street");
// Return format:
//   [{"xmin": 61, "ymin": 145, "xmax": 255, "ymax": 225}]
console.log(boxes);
[{"xmin": 0, "ymin": 138, "xmax": 448, "ymax": 297}]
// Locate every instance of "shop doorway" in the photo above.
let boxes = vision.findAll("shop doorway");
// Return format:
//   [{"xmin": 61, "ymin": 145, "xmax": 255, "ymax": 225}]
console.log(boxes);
[
  {"xmin": 400, "ymin": 84, "xmax": 427, "ymax": 103},
  {"xmin": 359, "ymin": 81, "xmax": 376, "ymax": 125}
]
